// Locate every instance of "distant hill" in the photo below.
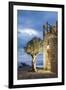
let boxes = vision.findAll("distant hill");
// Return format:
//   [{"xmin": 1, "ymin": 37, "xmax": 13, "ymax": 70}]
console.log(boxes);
[
  {"xmin": 18, "ymin": 62, "xmax": 31, "ymax": 68},
  {"xmin": 18, "ymin": 62, "xmax": 32, "ymax": 71}
]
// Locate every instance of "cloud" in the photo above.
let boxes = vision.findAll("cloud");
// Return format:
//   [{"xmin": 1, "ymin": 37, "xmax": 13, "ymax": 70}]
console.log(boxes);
[
  {"xmin": 17, "ymin": 28, "xmax": 43, "ymax": 48},
  {"xmin": 18, "ymin": 28, "xmax": 39, "ymax": 36}
]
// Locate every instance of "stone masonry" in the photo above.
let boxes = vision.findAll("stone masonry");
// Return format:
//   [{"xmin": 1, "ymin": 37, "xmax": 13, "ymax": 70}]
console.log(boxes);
[{"xmin": 43, "ymin": 21, "xmax": 58, "ymax": 74}]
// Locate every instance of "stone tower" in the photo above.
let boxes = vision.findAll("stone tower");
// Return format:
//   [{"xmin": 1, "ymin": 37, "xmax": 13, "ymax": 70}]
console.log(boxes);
[{"xmin": 43, "ymin": 22, "xmax": 58, "ymax": 74}]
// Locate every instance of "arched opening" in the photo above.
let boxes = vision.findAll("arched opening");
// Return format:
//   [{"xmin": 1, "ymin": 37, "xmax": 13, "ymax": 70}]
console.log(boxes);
[{"xmin": 36, "ymin": 53, "xmax": 44, "ymax": 69}]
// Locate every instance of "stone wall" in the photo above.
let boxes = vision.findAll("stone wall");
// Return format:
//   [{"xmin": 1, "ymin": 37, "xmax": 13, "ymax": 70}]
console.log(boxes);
[{"xmin": 43, "ymin": 30, "xmax": 58, "ymax": 74}]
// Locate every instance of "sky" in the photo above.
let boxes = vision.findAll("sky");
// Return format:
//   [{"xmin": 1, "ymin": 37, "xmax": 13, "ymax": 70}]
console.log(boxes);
[
  {"xmin": 17, "ymin": 10, "xmax": 58, "ymax": 66},
  {"xmin": 17, "ymin": 10, "xmax": 58, "ymax": 49}
]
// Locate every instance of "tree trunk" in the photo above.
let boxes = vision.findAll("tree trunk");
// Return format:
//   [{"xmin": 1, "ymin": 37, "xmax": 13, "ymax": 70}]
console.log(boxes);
[{"xmin": 32, "ymin": 55, "xmax": 37, "ymax": 72}]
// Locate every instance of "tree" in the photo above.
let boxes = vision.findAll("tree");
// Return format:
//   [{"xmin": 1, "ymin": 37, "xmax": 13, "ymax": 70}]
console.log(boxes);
[{"xmin": 24, "ymin": 37, "xmax": 42, "ymax": 72}]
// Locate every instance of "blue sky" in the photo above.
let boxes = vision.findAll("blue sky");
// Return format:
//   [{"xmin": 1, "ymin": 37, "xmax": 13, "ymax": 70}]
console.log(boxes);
[{"xmin": 17, "ymin": 10, "xmax": 58, "ymax": 49}]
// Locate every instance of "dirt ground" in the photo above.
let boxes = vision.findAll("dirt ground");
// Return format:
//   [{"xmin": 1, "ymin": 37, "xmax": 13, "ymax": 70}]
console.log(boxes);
[{"xmin": 18, "ymin": 67, "xmax": 57, "ymax": 80}]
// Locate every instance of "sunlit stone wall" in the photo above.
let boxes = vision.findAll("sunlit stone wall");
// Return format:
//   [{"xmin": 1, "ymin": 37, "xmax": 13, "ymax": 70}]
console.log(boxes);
[{"xmin": 43, "ymin": 28, "xmax": 58, "ymax": 74}]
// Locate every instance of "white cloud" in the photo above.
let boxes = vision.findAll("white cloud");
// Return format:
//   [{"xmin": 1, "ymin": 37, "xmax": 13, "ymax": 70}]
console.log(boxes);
[{"xmin": 18, "ymin": 28, "xmax": 39, "ymax": 36}]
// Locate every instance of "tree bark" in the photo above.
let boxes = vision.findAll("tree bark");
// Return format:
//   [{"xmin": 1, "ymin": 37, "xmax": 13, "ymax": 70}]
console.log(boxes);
[{"xmin": 32, "ymin": 55, "xmax": 37, "ymax": 72}]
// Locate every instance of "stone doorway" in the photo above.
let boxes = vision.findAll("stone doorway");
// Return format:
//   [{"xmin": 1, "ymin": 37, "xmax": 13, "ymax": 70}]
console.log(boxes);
[{"xmin": 36, "ymin": 53, "xmax": 43, "ymax": 69}]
